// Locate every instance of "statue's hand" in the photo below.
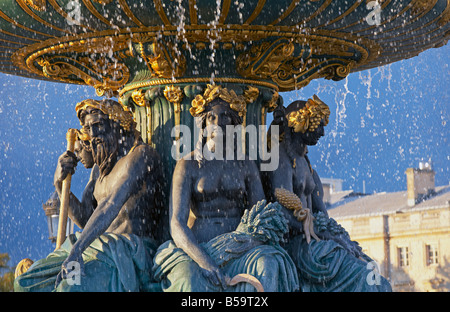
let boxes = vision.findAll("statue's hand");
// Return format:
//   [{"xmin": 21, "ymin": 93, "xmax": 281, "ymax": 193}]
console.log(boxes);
[
  {"xmin": 54, "ymin": 252, "xmax": 85, "ymax": 289},
  {"xmin": 199, "ymin": 259, "xmax": 227, "ymax": 290},
  {"xmin": 54, "ymin": 151, "xmax": 78, "ymax": 186}
]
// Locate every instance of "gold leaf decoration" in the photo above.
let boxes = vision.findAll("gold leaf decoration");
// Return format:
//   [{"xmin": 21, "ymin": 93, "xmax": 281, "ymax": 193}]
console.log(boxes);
[
  {"xmin": 163, "ymin": 85, "xmax": 183, "ymax": 112},
  {"xmin": 15, "ymin": 258, "xmax": 34, "ymax": 278},
  {"xmin": 23, "ymin": 0, "xmax": 46, "ymax": 11},
  {"xmin": 287, "ymin": 94, "xmax": 330, "ymax": 133},
  {"xmin": 274, "ymin": 187, "xmax": 320, "ymax": 244},
  {"xmin": 189, "ymin": 84, "xmax": 252, "ymax": 118},
  {"xmin": 131, "ymin": 89, "xmax": 147, "ymax": 107},
  {"xmin": 75, "ymin": 99, "xmax": 135, "ymax": 132}
]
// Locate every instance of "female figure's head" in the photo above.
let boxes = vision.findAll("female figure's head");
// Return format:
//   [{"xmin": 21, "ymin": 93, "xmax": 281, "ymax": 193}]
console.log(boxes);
[
  {"xmin": 273, "ymin": 95, "xmax": 329, "ymax": 144},
  {"xmin": 197, "ymin": 98, "xmax": 242, "ymax": 143},
  {"xmin": 270, "ymin": 95, "xmax": 330, "ymax": 162},
  {"xmin": 190, "ymin": 85, "xmax": 248, "ymax": 167},
  {"xmin": 285, "ymin": 95, "xmax": 329, "ymax": 146}
]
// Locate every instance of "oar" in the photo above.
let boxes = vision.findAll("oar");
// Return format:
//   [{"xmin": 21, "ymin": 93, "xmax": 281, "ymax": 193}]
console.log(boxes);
[{"xmin": 55, "ymin": 128, "xmax": 78, "ymax": 250}]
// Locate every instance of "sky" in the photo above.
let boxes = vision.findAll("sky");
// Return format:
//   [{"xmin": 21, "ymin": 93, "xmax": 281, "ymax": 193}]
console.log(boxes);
[{"xmin": 0, "ymin": 43, "xmax": 448, "ymax": 267}]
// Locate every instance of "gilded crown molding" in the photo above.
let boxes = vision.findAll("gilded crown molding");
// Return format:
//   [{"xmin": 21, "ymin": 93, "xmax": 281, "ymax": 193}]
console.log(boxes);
[
  {"xmin": 235, "ymin": 34, "xmax": 379, "ymax": 91},
  {"xmin": 1, "ymin": 0, "xmax": 448, "ymax": 94},
  {"xmin": 10, "ymin": 27, "xmax": 381, "ymax": 95},
  {"xmin": 21, "ymin": 0, "xmax": 47, "ymax": 12}
]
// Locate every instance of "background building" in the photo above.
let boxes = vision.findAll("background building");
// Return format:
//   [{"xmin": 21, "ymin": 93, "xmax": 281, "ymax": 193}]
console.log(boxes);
[
  {"xmin": 326, "ymin": 165, "xmax": 450, "ymax": 292},
  {"xmin": 320, "ymin": 178, "xmax": 344, "ymax": 204}
]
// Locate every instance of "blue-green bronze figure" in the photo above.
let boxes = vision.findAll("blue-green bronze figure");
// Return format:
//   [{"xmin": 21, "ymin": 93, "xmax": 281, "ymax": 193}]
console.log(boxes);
[
  {"xmin": 264, "ymin": 97, "xmax": 391, "ymax": 292},
  {"xmin": 14, "ymin": 99, "xmax": 165, "ymax": 292},
  {"xmin": 153, "ymin": 87, "xmax": 299, "ymax": 292}
]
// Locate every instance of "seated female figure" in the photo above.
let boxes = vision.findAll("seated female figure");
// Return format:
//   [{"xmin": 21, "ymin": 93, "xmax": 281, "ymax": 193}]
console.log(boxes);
[
  {"xmin": 153, "ymin": 85, "xmax": 298, "ymax": 292},
  {"xmin": 264, "ymin": 96, "xmax": 391, "ymax": 292}
]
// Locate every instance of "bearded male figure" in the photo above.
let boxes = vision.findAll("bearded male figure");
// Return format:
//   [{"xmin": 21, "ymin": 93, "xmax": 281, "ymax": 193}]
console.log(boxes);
[{"xmin": 14, "ymin": 99, "xmax": 165, "ymax": 292}]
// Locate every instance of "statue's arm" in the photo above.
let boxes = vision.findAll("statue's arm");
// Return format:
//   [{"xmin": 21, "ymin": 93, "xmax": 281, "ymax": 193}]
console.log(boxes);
[
  {"xmin": 311, "ymin": 169, "xmax": 328, "ymax": 216},
  {"xmin": 309, "ymin": 170, "xmax": 361, "ymax": 256},
  {"xmin": 54, "ymin": 151, "xmax": 95, "ymax": 229},
  {"xmin": 244, "ymin": 160, "xmax": 266, "ymax": 207},
  {"xmin": 67, "ymin": 147, "xmax": 146, "ymax": 256},
  {"xmin": 170, "ymin": 160, "xmax": 212, "ymax": 266},
  {"xmin": 70, "ymin": 164, "xmax": 99, "ymax": 228}
]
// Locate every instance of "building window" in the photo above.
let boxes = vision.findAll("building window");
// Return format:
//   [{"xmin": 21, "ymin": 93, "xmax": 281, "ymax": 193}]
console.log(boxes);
[
  {"xmin": 426, "ymin": 244, "xmax": 439, "ymax": 266},
  {"xmin": 398, "ymin": 247, "xmax": 409, "ymax": 267}
]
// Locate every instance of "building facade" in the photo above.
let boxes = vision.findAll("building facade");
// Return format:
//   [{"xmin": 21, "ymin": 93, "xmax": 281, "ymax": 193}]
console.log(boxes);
[{"xmin": 327, "ymin": 167, "xmax": 450, "ymax": 292}]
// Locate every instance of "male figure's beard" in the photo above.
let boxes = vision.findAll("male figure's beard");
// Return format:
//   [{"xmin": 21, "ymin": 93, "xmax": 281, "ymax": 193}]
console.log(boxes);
[{"xmin": 92, "ymin": 135, "xmax": 118, "ymax": 177}]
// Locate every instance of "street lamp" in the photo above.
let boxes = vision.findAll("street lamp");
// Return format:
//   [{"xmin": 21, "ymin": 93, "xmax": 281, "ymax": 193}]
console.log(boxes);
[{"xmin": 42, "ymin": 190, "xmax": 74, "ymax": 244}]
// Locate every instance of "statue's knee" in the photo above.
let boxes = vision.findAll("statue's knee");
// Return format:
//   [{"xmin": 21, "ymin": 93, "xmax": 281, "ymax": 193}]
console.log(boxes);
[
  {"xmin": 256, "ymin": 255, "xmax": 279, "ymax": 275},
  {"xmin": 253, "ymin": 255, "xmax": 280, "ymax": 291},
  {"xmin": 176, "ymin": 261, "xmax": 199, "ymax": 281},
  {"xmin": 166, "ymin": 261, "xmax": 210, "ymax": 291}
]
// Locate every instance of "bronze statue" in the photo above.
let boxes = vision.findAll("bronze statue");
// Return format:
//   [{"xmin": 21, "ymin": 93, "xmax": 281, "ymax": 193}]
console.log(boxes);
[
  {"xmin": 15, "ymin": 99, "xmax": 165, "ymax": 292},
  {"xmin": 264, "ymin": 95, "xmax": 391, "ymax": 292},
  {"xmin": 264, "ymin": 96, "xmax": 333, "ymax": 234},
  {"xmin": 53, "ymin": 129, "xmax": 100, "ymax": 229},
  {"xmin": 153, "ymin": 85, "xmax": 299, "ymax": 292}
]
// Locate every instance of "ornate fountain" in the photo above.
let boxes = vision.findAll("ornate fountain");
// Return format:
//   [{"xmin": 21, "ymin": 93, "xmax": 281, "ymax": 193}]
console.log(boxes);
[
  {"xmin": 2, "ymin": 1, "xmax": 449, "ymax": 293},
  {"xmin": 1, "ymin": 0, "xmax": 448, "ymax": 181}
]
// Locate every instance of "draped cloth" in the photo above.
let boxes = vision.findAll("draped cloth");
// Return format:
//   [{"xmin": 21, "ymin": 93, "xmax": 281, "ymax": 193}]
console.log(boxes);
[
  {"xmin": 285, "ymin": 236, "xmax": 392, "ymax": 292},
  {"xmin": 152, "ymin": 232, "xmax": 300, "ymax": 292},
  {"xmin": 14, "ymin": 232, "xmax": 161, "ymax": 292}
]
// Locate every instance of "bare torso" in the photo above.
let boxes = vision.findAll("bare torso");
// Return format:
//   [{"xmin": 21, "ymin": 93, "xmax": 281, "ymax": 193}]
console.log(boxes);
[
  {"xmin": 265, "ymin": 144, "xmax": 317, "ymax": 235},
  {"xmin": 291, "ymin": 154, "xmax": 316, "ymax": 209},
  {"xmin": 188, "ymin": 159, "xmax": 248, "ymax": 242},
  {"xmin": 91, "ymin": 145, "xmax": 161, "ymax": 239}
]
